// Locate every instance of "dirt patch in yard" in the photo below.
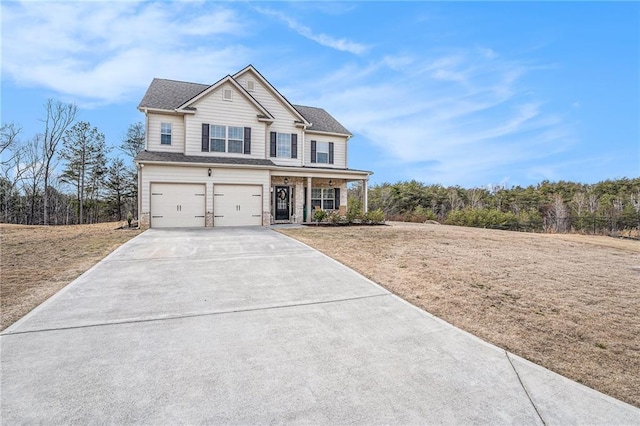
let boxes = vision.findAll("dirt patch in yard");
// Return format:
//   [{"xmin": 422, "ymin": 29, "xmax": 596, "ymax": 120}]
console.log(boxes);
[
  {"xmin": 1, "ymin": 222, "xmax": 143, "ymax": 331},
  {"xmin": 279, "ymin": 222, "xmax": 640, "ymax": 408}
]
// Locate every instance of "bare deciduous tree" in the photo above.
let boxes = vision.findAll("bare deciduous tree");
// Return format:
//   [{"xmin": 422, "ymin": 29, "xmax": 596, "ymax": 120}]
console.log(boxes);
[
  {"xmin": 1, "ymin": 142, "xmax": 28, "ymax": 222},
  {"xmin": 42, "ymin": 99, "xmax": 77, "ymax": 225},
  {"xmin": 1, "ymin": 122, "xmax": 22, "ymax": 162},
  {"xmin": 22, "ymin": 135, "xmax": 45, "ymax": 224}
]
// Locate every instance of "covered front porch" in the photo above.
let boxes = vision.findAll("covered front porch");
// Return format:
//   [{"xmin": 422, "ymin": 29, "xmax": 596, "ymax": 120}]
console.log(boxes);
[{"xmin": 269, "ymin": 170, "xmax": 370, "ymax": 224}]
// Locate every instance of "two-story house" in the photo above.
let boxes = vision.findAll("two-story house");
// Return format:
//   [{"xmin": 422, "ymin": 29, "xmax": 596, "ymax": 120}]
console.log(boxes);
[{"xmin": 135, "ymin": 65, "xmax": 371, "ymax": 228}]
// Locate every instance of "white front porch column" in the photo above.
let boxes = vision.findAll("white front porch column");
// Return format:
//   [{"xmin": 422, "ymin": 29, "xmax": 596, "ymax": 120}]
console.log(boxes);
[
  {"xmin": 363, "ymin": 179, "xmax": 369, "ymax": 213},
  {"xmin": 307, "ymin": 177, "xmax": 312, "ymax": 222}
]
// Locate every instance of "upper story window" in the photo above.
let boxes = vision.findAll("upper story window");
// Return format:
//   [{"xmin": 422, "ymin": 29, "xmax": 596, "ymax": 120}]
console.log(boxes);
[
  {"xmin": 277, "ymin": 133, "xmax": 291, "ymax": 158},
  {"xmin": 201, "ymin": 123, "xmax": 251, "ymax": 154},
  {"xmin": 311, "ymin": 140, "xmax": 334, "ymax": 164},
  {"xmin": 227, "ymin": 126, "xmax": 244, "ymax": 153},
  {"xmin": 222, "ymin": 89, "xmax": 232, "ymax": 101},
  {"xmin": 210, "ymin": 125, "xmax": 226, "ymax": 152},
  {"xmin": 246, "ymin": 80, "xmax": 255, "ymax": 92},
  {"xmin": 316, "ymin": 142, "xmax": 329, "ymax": 163},
  {"xmin": 270, "ymin": 132, "xmax": 297, "ymax": 159},
  {"xmin": 209, "ymin": 125, "xmax": 244, "ymax": 153},
  {"xmin": 160, "ymin": 122, "xmax": 172, "ymax": 145}
]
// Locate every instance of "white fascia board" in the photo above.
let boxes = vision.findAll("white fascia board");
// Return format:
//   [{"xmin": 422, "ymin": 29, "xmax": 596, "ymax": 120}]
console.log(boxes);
[
  {"xmin": 270, "ymin": 166, "xmax": 372, "ymax": 179},
  {"xmin": 136, "ymin": 159, "xmax": 372, "ymax": 178},
  {"xmin": 136, "ymin": 159, "xmax": 274, "ymax": 170},
  {"xmin": 138, "ymin": 107, "xmax": 183, "ymax": 115},
  {"xmin": 233, "ymin": 65, "xmax": 310, "ymax": 126},
  {"xmin": 177, "ymin": 76, "xmax": 273, "ymax": 119},
  {"xmin": 305, "ymin": 129, "xmax": 352, "ymax": 138}
]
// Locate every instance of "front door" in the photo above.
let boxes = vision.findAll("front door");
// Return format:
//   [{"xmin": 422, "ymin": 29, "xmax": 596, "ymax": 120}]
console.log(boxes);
[{"xmin": 275, "ymin": 186, "xmax": 290, "ymax": 221}]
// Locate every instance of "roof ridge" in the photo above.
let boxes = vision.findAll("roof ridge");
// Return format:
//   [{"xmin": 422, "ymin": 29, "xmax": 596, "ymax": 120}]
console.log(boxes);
[{"xmin": 152, "ymin": 77, "xmax": 210, "ymax": 86}]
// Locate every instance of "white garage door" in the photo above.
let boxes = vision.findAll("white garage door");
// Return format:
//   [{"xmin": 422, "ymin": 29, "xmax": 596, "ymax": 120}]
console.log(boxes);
[
  {"xmin": 150, "ymin": 183, "xmax": 206, "ymax": 228},
  {"xmin": 214, "ymin": 184, "xmax": 262, "ymax": 227}
]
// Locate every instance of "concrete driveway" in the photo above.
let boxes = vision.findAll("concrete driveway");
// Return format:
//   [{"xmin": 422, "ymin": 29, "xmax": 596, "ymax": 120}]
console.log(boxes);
[{"xmin": 2, "ymin": 227, "xmax": 638, "ymax": 424}]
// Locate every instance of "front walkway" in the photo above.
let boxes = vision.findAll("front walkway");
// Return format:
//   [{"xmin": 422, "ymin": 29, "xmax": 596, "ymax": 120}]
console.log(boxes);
[{"xmin": 1, "ymin": 228, "xmax": 638, "ymax": 424}]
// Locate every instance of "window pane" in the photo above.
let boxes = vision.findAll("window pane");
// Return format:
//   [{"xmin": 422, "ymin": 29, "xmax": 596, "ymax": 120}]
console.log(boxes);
[
  {"xmin": 211, "ymin": 139, "xmax": 225, "ymax": 152},
  {"xmin": 228, "ymin": 126, "xmax": 243, "ymax": 153},
  {"xmin": 277, "ymin": 133, "xmax": 291, "ymax": 158},
  {"xmin": 316, "ymin": 141, "xmax": 328, "ymax": 163},
  {"xmin": 228, "ymin": 140, "xmax": 243, "ymax": 153},
  {"xmin": 161, "ymin": 122, "xmax": 172, "ymax": 145},
  {"xmin": 228, "ymin": 126, "xmax": 243, "ymax": 140},
  {"xmin": 311, "ymin": 200, "xmax": 322, "ymax": 209},
  {"xmin": 311, "ymin": 188, "xmax": 322, "ymax": 199},
  {"xmin": 323, "ymin": 188, "xmax": 334, "ymax": 199},
  {"xmin": 211, "ymin": 125, "xmax": 225, "ymax": 139},
  {"xmin": 323, "ymin": 199, "xmax": 334, "ymax": 210}
]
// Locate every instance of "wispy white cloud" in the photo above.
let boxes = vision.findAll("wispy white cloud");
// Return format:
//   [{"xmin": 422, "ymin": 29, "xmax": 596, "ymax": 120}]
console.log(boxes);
[
  {"xmin": 255, "ymin": 7, "xmax": 368, "ymax": 55},
  {"xmin": 1, "ymin": 2, "xmax": 250, "ymax": 106},
  {"xmin": 295, "ymin": 49, "xmax": 575, "ymax": 186}
]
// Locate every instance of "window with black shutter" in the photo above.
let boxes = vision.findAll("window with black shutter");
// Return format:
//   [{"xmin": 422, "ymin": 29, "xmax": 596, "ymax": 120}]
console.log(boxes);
[
  {"xmin": 291, "ymin": 134, "xmax": 297, "ymax": 159},
  {"xmin": 270, "ymin": 132, "xmax": 277, "ymax": 157},
  {"xmin": 201, "ymin": 123, "xmax": 209, "ymax": 152},
  {"xmin": 244, "ymin": 127, "xmax": 251, "ymax": 154},
  {"xmin": 329, "ymin": 142, "xmax": 334, "ymax": 164}
]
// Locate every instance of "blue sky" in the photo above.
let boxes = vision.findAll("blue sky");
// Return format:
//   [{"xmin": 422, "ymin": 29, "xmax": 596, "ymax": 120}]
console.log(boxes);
[{"xmin": 2, "ymin": 1, "xmax": 638, "ymax": 188}]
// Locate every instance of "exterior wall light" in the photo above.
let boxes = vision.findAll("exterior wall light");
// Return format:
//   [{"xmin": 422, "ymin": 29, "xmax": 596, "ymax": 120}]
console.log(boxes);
[{"xmin": 208, "ymin": 168, "xmax": 212, "ymax": 177}]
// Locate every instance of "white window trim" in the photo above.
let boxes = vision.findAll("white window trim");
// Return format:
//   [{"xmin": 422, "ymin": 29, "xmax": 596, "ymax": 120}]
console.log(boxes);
[
  {"xmin": 209, "ymin": 125, "xmax": 244, "ymax": 153},
  {"xmin": 316, "ymin": 141, "xmax": 329, "ymax": 164},
  {"xmin": 311, "ymin": 188, "xmax": 336, "ymax": 210},
  {"xmin": 210, "ymin": 124, "xmax": 226, "ymax": 152},
  {"xmin": 228, "ymin": 126, "xmax": 244, "ymax": 153},
  {"xmin": 276, "ymin": 133, "xmax": 291, "ymax": 158},
  {"xmin": 247, "ymin": 80, "xmax": 255, "ymax": 92},
  {"xmin": 223, "ymin": 88, "xmax": 233, "ymax": 101},
  {"xmin": 160, "ymin": 122, "xmax": 172, "ymax": 145}
]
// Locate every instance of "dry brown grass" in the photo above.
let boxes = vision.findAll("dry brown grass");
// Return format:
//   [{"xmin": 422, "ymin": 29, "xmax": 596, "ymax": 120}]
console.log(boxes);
[
  {"xmin": 279, "ymin": 222, "xmax": 640, "ymax": 408},
  {"xmin": 0, "ymin": 222, "xmax": 143, "ymax": 330}
]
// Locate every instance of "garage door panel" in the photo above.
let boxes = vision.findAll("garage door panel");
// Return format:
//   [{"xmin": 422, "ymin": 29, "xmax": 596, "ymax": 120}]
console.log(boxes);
[
  {"xmin": 151, "ymin": 183, "xmax": 206, "ymax": 228},
  {"xmin": 214, "ymin": 185, "xmax": 262, "ymax": 227}
]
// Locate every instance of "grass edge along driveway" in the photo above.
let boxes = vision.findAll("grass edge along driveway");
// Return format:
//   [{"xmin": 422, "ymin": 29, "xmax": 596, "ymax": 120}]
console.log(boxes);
[{"xmin": 278, "ymin": 222, "xmax": 640, "ymax": 408}]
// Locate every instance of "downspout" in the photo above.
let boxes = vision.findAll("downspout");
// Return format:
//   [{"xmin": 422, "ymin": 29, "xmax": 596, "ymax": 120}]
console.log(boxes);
[
  {"xmin": 137, "ymin": 162, "xmax": 143, "ymax": 224},
  {"xmin": 144, "ymin": 109, "xmax": 149, "ymax": 150}
]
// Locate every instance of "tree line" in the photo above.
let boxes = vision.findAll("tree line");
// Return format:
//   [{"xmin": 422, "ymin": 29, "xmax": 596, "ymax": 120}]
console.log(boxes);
[
  {"xmin": 0, "ymin": 99, "xmax": 145, "ymax": 225},
  {"xmin": 356, "ymin": 178, "xmax": 640, "ymax": 236}
]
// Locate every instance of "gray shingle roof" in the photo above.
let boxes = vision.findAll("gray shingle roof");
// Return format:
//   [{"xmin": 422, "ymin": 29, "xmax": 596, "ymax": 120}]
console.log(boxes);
[
  {"xmin": 293, "ymin": 105, "xmax": 352, "ymax": 136},
  {"xmin": 135, "ymin": 151, "xmax": 276, "ymax": 167},
  {"xmin": 138, "ymin": 77, "xmax": 352, "ymax": 136},
  {"xmin": 138, "ymin": 78, "xmax": 209, "ymax": 110}
]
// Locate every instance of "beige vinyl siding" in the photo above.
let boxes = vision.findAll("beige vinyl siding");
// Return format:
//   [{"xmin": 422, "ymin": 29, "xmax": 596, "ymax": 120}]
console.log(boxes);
[
  {"xmin": 235, "ymin": 71, "xmax": 303, "ymax": 167},
  {"xmin": 147, "ymin": 114, "xmax": 185, "ymax": 153},
  {"xmin": 303, "ymin": 134, "xmax": 348, "ymax": 169},
  {"xmin": 140, "ymin": 164, "xmax": 270, "ymax": 223},
  {"xmin": 184, "ymin": 82, "xmax": 266, "ymax": 159}
]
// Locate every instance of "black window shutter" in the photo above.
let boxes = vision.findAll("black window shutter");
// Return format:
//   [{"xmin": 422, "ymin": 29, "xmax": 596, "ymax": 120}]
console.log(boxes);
[
  {"xmin": 329, "ymin": 142, "xmax": 334, "ymax": 164},
  {"xmin": 244, "ymin": 127, "xmax": 251, "ymax": 154},
  {"xmin": 201, "ymin": 123, "xmax": 209, "ymax": 152},
  {"xmin": 291, "ymin": 134, "xmax": 297, "ymax": 159},
  {"xmin": 334, "ymin": 188, "xmax": 340, "ymax": 210},
  {"xmin": 270, "ymin": 132, "xmax": 277, "ymax": 157},
  {"xmin": 311, "ymin": 140, "xmax": 316, "ymax": 163}
]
